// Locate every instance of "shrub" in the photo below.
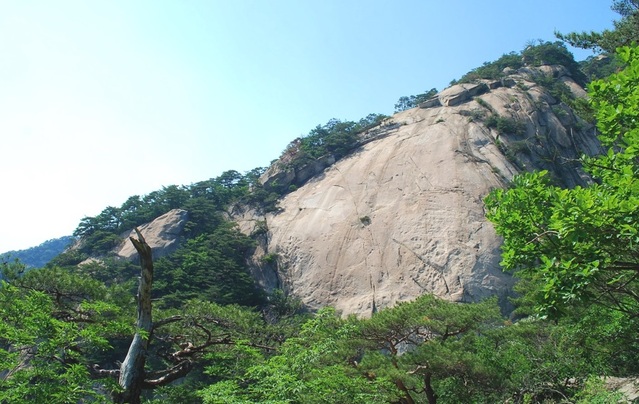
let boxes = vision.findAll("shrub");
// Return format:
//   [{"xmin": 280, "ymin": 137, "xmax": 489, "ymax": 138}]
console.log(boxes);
[
  {"xmin": 359, "ymin": 216, "xmax": 371, "ymax": 225},
  {"xmin": 394, "ymin": 88, "xmax": 438, "ymax": 112},
  {"xmin": 485, "ymin": 114, "xmax": 526, "ymax": 136},
  {"xmin": 458, "ymin": 52, "xmax": 522, "ymax": 83},
  {"xmin": 261, "ymin": 253, "xmax": 279, "ymax": 265}
]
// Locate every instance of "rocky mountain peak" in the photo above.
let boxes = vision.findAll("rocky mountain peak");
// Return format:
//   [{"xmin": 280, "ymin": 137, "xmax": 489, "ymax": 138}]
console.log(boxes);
[{"xmin": 236, "ymin": 65, "xmax": 603, "ymax": 316}]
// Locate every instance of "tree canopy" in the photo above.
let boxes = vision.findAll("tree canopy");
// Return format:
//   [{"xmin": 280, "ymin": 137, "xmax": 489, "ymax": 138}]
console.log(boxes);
[
  {"xmin": 556, "ymin": 0, "xmax": 639, "ymax": 54},
  {"xmin": 486, "ymin": 46, "xmax": 639, "ymax": 320}
]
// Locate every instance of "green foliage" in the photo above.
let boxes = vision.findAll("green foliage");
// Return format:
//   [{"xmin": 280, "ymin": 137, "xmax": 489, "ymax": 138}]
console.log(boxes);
[
  {"xmin": 261, "ymin": 252, "xmax": 278, "ymax": 264},
  {"xmin": 394, "ymin": 88, "xmax": 438, "ymax": 112},
  {"xmin": 522, "ymin": 40, "xmax": 588, "ymax": 86},
  {"xmin": 79, "ymin": 230, "xmax": 123, "ymax": 255},
  {"xmin": 485, "ymin": 46, "xmax": 639, "ymax": 325},
  {"xmin": 556, "ymin": 0, "xmax": 639, "ymax": 54},
  {"xmin": 573, "ymin": 376, "xmax": 625, "ymax": 403},
  {"xmin": 458, "ymin": 52, "xmax": 522, "ymax": 83},
  {"xmin": 288, "ymin": 117, "xmax": 374, "ymax": 169},
  {"xmin": 0, "ymin": 268, "xmax": 131, "ymax": 403},
  {"xmin": 484, "ymin": 113, "xmax": 526, "ymax": 136},
  {"xmin": 357, "ymin": 113, "xmax": 391, "ymax": 132},
  {"xmin": 580, "ymin": 54, "xmax": 625, "ymax": 82},
  {"xmin": 73, "ymin": 170, "xmax": 258, "ymax": 254},
  {"xmin": 154, "ymin": 223, "xmax": 265, "ymax": 309},
  {"xmin": 531, "ymin": 71, "xmax": 579, "ymax": 108},
  {"xmin": 277, "ymin": 114, "xmax": 389, "ymax": 189},
  {"xmin": 45, "ymin": 248, "xmax": 89, "ymax": 268},
  {"xmin": 265, "ymin": 288, "xmax": 304, "ymax": 319},
  {"xmin": 194, "ymin": 294, "xmax": 625, "ymax": 404},
  {"xmin": 198, "ymin": 308, "xmax": 399, "ymax": 404},
  {"xmin": 1, "ymin": 259, "xmax": 631, "ymax": 403},
  {"xmin": 458, "ymin": 41, "xmax": 587, "ymax": 87},
  {"xmin": 476, "ymin": 316, "xmax": 615, "ymax": 402},
  {"xmin": 354, "ymin": 294, "xmax": 503, "ymax": 404}
]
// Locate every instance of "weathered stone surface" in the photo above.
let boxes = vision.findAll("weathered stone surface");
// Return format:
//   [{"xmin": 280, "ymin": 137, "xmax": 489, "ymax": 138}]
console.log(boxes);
[
  {"xmin": 261, "ymin": 168, "xmax": 295, "ymax": 192},
  {"xmin": 487, "ymin": 80, "xmax": 502, "ymax": 90},
  {"xmin": 603, "ymin": 376, "xmax": 639, "ymax": 401},
  {"xmin": 236, "ymin": 67, "xmax": 603, "ymax": 317},
  {"xmin": 418, "ymin": 96, "xmax": 442, "ymax": 109},
  {"xmin": 535, "ymin": 64, "xmax": 571, "ymax": 78},
  {"xmin": 438, "ymin": 83, "xmax": 489, "ymax": 106},
  {"xmin": 501, "ymin": 77, "xmax": 516, "ymax": 87},
  {"xmin": 115, "ymin": 209, "xmax": 188, "ymax": 260},
  {"xmin": 294, "ymin": 155, "xmax": 336, "ymax": 186},
  {"xmin": 560, "ymin": 76, "xmax": 588, "ymax": 98},
  {"xmin": 240, "ymin": 108, "xmax": 516, "ymax": 316}
]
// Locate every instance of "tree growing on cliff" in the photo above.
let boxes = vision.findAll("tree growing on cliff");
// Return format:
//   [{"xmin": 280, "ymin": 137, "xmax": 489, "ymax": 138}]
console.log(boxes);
[
  {"xmin": 394, "ymin": 88, "xmax": 438, "ymax": 112},
  {"xmin": 555, "ymin": 0, "xmax": 639, "ymax": 53},
  {"xmin": 485, "ymin": 46, "xmax": 639, "ymax": 319}
]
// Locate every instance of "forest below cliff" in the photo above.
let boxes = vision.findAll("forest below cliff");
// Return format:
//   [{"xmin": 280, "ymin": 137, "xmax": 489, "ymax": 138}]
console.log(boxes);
[{"xmin": 3, "ymin": 2, "xmax": 639, "ymax": 403}]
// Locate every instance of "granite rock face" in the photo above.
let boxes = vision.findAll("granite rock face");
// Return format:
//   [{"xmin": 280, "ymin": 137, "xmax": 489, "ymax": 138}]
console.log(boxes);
[
  {"xmin": 237, "ymin": 65, "xmax": 603, "ymax": 316},
  {"xmin": 115, "ymin": 209, "xmax": 189, "ymax": 261}
]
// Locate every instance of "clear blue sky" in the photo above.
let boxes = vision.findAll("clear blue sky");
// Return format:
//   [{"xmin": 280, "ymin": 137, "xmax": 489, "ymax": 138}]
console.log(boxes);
[{"xmin": 0, "ymin": 0, "xmax": 617, "ymax": 252}]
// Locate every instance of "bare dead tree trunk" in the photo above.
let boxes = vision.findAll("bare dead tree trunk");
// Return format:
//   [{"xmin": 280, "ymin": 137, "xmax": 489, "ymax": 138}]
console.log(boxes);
[{"xmin": 115, "ymin": 228, "xmax": 153, "ymax": 404}]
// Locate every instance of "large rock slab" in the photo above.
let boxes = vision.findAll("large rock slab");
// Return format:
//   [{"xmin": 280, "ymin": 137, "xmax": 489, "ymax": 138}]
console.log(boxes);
[
  {"xmin": 237, "ymin": 66, "xmax": 603, "ymax": 317},
  {"xmin": 116, "ymin": 209, "xmax": 188, "ymax": 260},
  {"xmin": 242, "ymin": 108, "xmax": 514, "ymax": 316},
  {"xmin": 438, "ymin": 83, "xmax": 489, "ymax": 106}
]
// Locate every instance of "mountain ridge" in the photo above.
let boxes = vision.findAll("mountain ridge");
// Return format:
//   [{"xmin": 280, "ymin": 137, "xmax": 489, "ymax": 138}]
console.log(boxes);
[
  {"xmin": 233, "ymin": 63, "xmax": 603, "ymax": 316},
  {"xmin": 22, "ymin": 44, "xmax": 607, "ymax": 318}
]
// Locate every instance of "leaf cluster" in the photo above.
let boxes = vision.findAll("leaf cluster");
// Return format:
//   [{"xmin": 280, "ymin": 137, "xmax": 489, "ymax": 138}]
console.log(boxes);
[
  {"xmin": 393, "ymin": 88, "xmax": 438, "ymax": 112},
  {"xmin": 283, "ymin": 114, "xmax": 389, "ymax": 172},
  {"xmin": 484, "ymin": 114, "xmax": 526, "ymax": 136},
  {"xmin": 486, "ymin": 46, "xmax": 639, "ymax": 324},
  {"xmin": 457, "ymin": 41, "xmax": 589, "ymax": 87},
  {"xmin": 72, "ymin": 170, "xmax": 261, "ymax": 255},
  {"xmin": 556, "ymin": 0, "xmax": 639, "ymax": 54},
  {"xmin": 153, "ymin": 223, "xmax": 266, "ymax": 309}
]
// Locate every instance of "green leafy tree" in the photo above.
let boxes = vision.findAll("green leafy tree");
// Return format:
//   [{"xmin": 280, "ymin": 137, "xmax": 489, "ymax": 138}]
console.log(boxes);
[
  {"xmin": 476, "ymin": 305, "xmax": 624, "ymax": 402},
  {"xmin": 0, "ymin": 240, "xmax": 276, "ymax": 403},
  {"xmin": 485, "ymin": 46, "xmax": 639, "ymax": 320},
  {"xmin": 0, "ymin": 262, "xmax": 130, "ymax": 403},
  {"xmin": 394, "ymin": 88, "xmax": 438, "ymax": 112},
  {"xmin": 153, "ymin": 222, "xmax": 265, "ymax": 308},
  {"xmin": 355, "ymin": 294, "xmax": 501, "ymax": 404},
  {"xmin": 198, "ymin": 307, "xmax": 398, "ymax": 404},
  {"xmin": 522, "ymin": 40, "xmax": 588, "ymax": 85},
  {"xmin": 0, "ymin": 283, "xmax": 112, "ymax": 403},
  {"xmin": 556, "ymin": 0, "xmax": 639, "ymax": 54},
  {"xmin": 457, "ymin": 52, "xmax": 523, "ymax": 83}
]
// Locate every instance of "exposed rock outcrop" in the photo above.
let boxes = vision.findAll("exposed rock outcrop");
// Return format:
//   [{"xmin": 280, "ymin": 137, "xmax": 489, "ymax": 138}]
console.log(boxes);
[
  {"xmin": 237, "ymin": 65, "xmax": 604, "ymax": 316},
  {"xmin": 437, "ymin": 82, "xmax": 490, "ymax": 106},
  {"xmin": 115, "ymin": 209, "xmax": 189, "ymax": 260}
]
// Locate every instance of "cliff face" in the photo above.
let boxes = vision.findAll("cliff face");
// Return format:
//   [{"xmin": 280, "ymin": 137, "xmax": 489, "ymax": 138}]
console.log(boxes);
[
  {"xmin": 115, "ymin": 209, "xmax": 189, "ymax": 261},
  {"xmin": 237, "ymin": 65, "xmax": 603, "ymax": 316}
]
